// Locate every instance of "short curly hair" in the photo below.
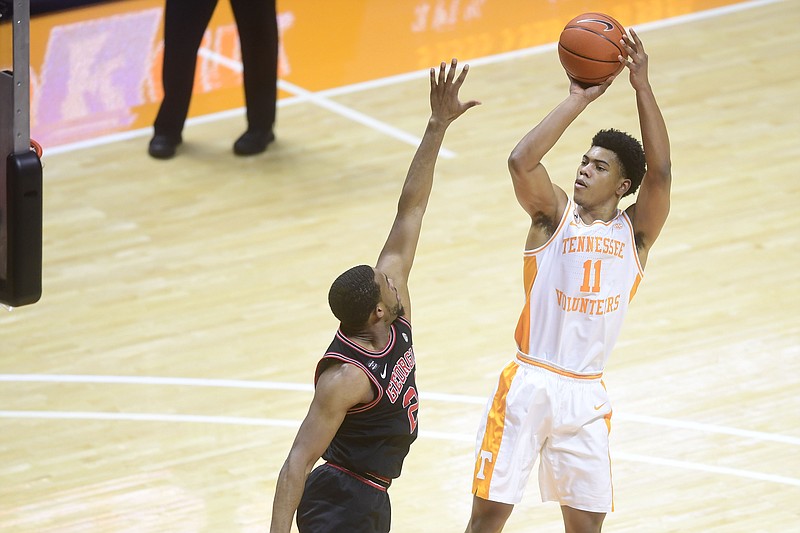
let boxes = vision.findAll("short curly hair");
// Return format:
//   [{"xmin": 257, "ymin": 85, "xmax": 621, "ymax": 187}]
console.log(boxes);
[
  {"xmin": 328, "ymin": 265, "xmax": 380, "ymax": 333},
  {"xmin": 591, "ymin": 129, "xmax": 646, "ymax": 198}
]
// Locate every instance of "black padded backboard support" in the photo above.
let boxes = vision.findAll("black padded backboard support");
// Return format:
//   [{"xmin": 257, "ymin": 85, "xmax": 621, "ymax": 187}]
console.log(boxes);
[{"xmin": 1, "ymin": 0, "xmax": 43, "ymax": 307}]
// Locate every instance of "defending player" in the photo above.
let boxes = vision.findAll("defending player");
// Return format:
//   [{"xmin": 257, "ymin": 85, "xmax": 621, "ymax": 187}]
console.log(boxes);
[
  {"xmin": 465, "ymin": 29, "xmax": 671, "ymax": 532},
  {"xmin": 270, "ymin": 59, "xmax": 479, "ymax": 533}
]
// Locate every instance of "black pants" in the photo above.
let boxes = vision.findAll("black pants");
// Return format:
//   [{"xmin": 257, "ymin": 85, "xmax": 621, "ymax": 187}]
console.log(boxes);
[
  {"xmin": 297, "ymin": 464, "xmax": 392, "ymax": 533},
  {"xmin": 153, "ymin": 0, "xmax": 278, "ymax": 139}
]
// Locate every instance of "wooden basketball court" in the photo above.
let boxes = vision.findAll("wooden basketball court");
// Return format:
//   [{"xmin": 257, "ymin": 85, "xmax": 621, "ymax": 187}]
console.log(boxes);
[{"xmin": 1, "ymin": 0, "xmax": 798, "ymax": 531}]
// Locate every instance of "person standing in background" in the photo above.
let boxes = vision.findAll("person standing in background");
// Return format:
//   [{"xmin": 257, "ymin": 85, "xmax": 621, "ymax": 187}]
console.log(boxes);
[{"xmin": 148, "ymin": 0, "xmax": 278, "ymax": 159}]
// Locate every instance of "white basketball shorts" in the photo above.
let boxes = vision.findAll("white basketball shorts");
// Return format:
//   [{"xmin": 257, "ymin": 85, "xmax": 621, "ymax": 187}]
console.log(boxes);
[{"xmin": 471, "ymin": 356, "xmax": 614, "ymax": 513}]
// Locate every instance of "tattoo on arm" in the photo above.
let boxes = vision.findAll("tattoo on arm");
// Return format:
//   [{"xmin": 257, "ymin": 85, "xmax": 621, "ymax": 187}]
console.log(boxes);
[{"xmin": 533, "ymin": 211, "xmax": 558, "ymax": 235}]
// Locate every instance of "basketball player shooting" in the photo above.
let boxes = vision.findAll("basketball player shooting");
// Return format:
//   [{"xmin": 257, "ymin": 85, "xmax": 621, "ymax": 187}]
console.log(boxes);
[
  {"xmin": 464, "ymin": 29, "xmax": 671, "ymax": 533},
  {"xmin": 269, "ymin": 59, "xmax": 479, "ymax": 533}
]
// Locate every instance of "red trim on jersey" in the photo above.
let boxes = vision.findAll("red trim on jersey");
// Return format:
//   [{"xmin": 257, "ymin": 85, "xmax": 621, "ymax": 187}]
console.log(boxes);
[
  {"xmin": 335, "ymin": 323, "xmax": 396, "ymax": 358},
  {"xmin": 325, "ymin": 462, "xmax": 391, "ymax": 491},
  {"xmin": 317, "ymin": 353, "xmax": 383, "ymax": 413}
]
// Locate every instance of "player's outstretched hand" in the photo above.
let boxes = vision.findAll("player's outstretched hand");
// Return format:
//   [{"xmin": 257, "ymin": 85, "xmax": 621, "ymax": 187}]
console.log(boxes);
[
  {"xmin": 619, "ymin": 28, "xmax": 651, "ymax": 90},
  {"xmin": 429, "ymin": 58, "xmax": 481, "ymax": 127}
]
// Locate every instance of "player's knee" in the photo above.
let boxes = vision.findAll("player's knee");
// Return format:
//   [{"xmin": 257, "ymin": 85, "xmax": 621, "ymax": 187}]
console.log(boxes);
[
  {"xmin": 561, "ymin": 505, "xmax": 606, "ymax": 533},
  {"xmin": 466, "ymin": 497, "xmax": 513, "ymax": 533}
]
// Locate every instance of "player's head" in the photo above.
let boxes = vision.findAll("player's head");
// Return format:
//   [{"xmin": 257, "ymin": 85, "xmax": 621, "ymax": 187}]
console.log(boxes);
[
  {"xmin": 590, "ymin": 129, "xmax": 646, "ymax": 198},
  {"xmin": 328, "ymin": 265, "xmax": 380, "ymax": 333},
  {"xmin": 328, "ymin": 265, "xmax": 405, "ymax": 334}
]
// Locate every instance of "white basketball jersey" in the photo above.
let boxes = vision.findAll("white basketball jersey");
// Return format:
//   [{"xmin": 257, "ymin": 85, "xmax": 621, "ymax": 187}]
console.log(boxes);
[{"xmin": 514, "ymin": 200, "xmax": 644, "ymax": 375}]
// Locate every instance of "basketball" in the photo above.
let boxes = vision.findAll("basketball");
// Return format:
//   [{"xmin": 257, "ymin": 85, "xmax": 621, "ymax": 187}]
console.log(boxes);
[{"xmin": 558, "ymin": 12, "xmax": 627, "ymax": 86}]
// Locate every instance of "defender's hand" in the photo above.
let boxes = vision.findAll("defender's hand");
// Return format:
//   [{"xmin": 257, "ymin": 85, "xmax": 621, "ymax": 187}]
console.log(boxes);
[{"xmin": 429, "ymin": 58, "xmax": 481, "ymax": 126}]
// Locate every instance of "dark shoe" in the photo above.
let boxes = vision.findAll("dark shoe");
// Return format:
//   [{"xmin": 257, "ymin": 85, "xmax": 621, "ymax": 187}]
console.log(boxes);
[
  {"xmin": 233, "ymin": 129, "xmax": 274, "ymax": 156},
  {"xmin": 148, "ymin": 134, "xmax": 181, "ymax": 159}
]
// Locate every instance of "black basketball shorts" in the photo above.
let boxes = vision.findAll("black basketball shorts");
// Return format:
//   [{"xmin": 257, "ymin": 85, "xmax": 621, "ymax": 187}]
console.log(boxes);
[{"xmin": 296, "ymin": 463, "xmax": 391, "ymax": 533}]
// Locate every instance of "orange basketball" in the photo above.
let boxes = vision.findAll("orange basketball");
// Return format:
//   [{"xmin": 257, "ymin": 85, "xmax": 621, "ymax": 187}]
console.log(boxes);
[{"xmin": 558, "ymin": 12, "xmax": 627, "ymax": 86}]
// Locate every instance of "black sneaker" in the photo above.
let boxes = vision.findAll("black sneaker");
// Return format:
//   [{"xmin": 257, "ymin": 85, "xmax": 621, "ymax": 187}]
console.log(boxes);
[
  {"xmin": 148, "ymin": 134, "xmax": 182, "ymax": 159},
  {"xmin": 233, "ymin": 130, "xmax": 275, "ymax": 156}
]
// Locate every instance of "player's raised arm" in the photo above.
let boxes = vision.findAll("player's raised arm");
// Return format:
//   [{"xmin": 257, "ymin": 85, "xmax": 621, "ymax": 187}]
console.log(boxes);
[
  {"xmin": 375, "ymin": 59, "xmax": 479, "ymax": 301},
  {"xmin": 508, "ymin": 77, "xmax": 613, "ymax": 244},
  {"xmin": 621, "ymin": 29, "xmax": 672, "ymax": 266}
]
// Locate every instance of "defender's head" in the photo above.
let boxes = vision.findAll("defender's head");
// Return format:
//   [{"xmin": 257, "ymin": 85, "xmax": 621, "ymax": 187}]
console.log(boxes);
[{"xmin": 328, "ymin": 265, "xmax": 404, "ymax": 334}]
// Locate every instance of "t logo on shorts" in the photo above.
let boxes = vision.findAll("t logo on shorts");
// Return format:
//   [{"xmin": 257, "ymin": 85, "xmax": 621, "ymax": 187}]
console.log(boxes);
[{"xmin": 476, "ymin": 450, "xmax": 493, "ymax": 480}]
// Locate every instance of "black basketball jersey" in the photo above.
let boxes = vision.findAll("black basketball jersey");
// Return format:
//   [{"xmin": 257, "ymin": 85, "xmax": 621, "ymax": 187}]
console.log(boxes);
[{"xmin": 315, "ymin": 316, "xmax": 419, "ymax": 480}]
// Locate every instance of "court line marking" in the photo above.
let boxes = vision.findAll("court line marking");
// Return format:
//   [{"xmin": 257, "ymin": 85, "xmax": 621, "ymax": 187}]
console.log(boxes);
[
  {"xmin": 612, "ymin": 452, "xmax": 800, "ymax": 488},
  {"xmin": 195, "ymin": 48, "xmax": 457, "ymax": 159},
  {"xmin": 275, "ymin": 78, "xmax": 456, "ymax": 159},
  {"xmin": 1, "ymin": 373, "xmax": 798, "ymax": 447},
  {"xmin": 1, "ymin": 408, "xmax": 798, "ymax": 488},
  {"xmin": 41, "ymin": 0, "xmax": 781, "ymax": 158}
]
